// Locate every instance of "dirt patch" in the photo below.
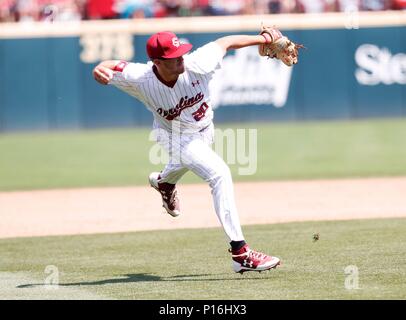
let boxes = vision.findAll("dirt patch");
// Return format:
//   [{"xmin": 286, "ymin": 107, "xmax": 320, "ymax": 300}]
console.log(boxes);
[{"xmin": 1, "ymin": 177, "xmax": 406, "ymax": 239}]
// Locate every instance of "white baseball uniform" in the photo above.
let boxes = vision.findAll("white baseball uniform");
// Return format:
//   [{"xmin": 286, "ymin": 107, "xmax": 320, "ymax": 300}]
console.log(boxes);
[{"xmin": 109, "ymin": 41, "xmax": 244, "ymax": 242}]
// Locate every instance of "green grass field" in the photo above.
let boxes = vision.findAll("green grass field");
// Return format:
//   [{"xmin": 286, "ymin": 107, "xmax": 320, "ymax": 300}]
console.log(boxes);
[
  {"xmin": 1, "ymin": 218, "xmax": 405, "ymax": 300},
  {"xmin": 1, "ymin": 118, "xmax": 406, "ymax": 191},
  {"xmin": 1, "ymin": 118, "xmax": 405, "ymax": 301}
]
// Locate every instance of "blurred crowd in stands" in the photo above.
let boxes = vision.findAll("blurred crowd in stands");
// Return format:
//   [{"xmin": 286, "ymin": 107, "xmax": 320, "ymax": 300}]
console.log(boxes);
[{"xmin": 1, "ymin": 0, "xmax": 405, "ymax": 23}]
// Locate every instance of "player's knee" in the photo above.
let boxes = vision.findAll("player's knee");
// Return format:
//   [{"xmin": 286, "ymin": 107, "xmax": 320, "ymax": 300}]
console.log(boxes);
[{"xmin": 207, "ymin": 164, "xmax": 232, "ymax": 188}]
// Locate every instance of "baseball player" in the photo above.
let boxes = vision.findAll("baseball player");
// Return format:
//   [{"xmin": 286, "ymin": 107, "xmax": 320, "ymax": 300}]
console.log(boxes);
[{"xmin": 93, "ymin": 28, "xmax": 301, "ymax": 273}]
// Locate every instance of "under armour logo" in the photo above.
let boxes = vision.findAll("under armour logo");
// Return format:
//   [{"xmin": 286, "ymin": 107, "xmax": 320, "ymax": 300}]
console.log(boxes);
[
  {"xmin": 243, "ymin": 259, "xmax": 253, "ymax": 268},
  {"xmin": 192, "ymin": 80, "xmax": 200, "ymax": 87}
]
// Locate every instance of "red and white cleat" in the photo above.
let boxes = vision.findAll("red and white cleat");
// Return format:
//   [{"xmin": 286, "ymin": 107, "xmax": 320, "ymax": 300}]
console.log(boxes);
[
  {"xmin": 149, "ymin": 172, "xmax": 180, "ymax": 217},
  {"xmin": 230, "ymin": 244, "xmax": 281, "ymax": 274}
]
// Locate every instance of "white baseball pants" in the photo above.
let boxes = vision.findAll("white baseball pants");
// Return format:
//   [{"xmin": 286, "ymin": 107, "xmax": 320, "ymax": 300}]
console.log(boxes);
[{"xmin": 155, "ymin": 123, "xmax": 245, "ymax": 242}]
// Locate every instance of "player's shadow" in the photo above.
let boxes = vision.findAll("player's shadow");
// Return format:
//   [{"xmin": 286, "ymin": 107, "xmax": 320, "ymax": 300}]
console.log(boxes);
[
  {"xmin": 17, "ymin": 273, "xmax": 161, "ymax": 288},
  {"xmin": 17, "ymin": 272, "xmax": 263, "ymax": 288}
]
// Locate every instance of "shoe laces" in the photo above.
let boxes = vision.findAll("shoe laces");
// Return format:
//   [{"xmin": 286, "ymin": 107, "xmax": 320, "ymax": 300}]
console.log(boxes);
[
  {"xmin": 249, "ymin": 249, "xmax": 267, "ymax": 260},
  {"xmin": 161, "ymin": 189, "xmax": 178, "ymax": 204},
  {"xmin": 231, "ymin": 248, "xmax": 267, "ymax": 260}
]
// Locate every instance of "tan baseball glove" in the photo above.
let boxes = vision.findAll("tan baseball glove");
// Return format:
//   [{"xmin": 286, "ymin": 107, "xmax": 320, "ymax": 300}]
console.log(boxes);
[{"xmin": 259, "ymin": 25, "xmax": 304, "ymax": 66}]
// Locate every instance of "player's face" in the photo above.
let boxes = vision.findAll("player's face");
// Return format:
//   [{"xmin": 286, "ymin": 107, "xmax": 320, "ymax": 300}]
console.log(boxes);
[{"xmin": 158, "ymin": 56, "xmax": 185, "ymax": 75}]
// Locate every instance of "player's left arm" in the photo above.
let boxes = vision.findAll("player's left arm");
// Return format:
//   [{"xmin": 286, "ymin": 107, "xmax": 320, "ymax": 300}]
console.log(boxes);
[{"xmin": 214, "ymin": 35, "xmax": 268, "ymax": 56}]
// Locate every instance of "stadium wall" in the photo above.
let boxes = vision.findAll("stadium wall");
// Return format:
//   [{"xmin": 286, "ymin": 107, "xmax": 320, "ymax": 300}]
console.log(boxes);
[{"xmin": 0, "ymin": 12, "xmax": 405, "ymax": 131}]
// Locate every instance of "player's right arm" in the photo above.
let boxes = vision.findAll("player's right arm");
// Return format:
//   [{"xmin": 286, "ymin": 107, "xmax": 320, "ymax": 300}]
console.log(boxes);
[
  {"xmin": 93, "ymin": 60, "xmax": 122, "ymax": 85},
  {"xmin": 93, "ymin": 60, "xmax": 151, "ymax": 102}
]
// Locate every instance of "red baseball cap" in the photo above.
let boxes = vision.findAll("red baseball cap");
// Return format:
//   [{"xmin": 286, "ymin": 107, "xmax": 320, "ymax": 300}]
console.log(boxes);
[{"xmin": 146, "ymin": 31, "xmax": 193, "ymax": 59}]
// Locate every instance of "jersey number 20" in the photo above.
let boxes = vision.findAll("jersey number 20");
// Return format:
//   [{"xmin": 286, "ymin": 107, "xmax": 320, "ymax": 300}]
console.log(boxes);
[{"xmin": 192, "ymin": 102, "xmax": 209, "ymax": 121}]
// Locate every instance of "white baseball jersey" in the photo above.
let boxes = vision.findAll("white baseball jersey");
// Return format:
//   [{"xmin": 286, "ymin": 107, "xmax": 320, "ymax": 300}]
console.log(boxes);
[{"xmin": 109, "ymin": 41, "xmax": 224, "ymax": 134}]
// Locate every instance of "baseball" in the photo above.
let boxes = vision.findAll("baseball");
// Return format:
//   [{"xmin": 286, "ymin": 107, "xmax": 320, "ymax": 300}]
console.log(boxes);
[{"xmin": 105, "ymin": 68, "xmax": 114, "ymax": 81}]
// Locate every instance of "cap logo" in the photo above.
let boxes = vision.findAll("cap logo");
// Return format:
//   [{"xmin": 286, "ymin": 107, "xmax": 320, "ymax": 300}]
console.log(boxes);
[{"xmin": 172, "ymin": 37, "xmax": 180, "ymax": 47}]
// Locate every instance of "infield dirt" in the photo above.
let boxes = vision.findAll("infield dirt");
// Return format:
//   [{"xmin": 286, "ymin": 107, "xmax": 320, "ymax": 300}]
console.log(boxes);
[{"xmin": 1, "ymin": 176, "xmax": 406, "ymax": 239}]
